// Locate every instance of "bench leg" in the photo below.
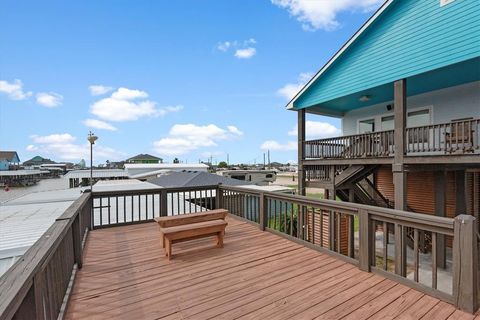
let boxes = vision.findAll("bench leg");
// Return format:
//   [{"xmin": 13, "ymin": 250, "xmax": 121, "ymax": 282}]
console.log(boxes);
[
  {"xmin": 217, "ymin": 231, "xmax": 224, "ymax": 248},
  {"xmin": 165, "ymin": 238, "xmax": 172, "ymax": 260},
  {"xmin": 160, "ymin": 231, "xmax": 165, "ymax": 248}
]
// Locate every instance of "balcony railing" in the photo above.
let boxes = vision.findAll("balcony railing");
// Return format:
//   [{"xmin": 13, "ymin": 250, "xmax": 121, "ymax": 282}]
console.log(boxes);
[
  {"xmin": 0, "ymin": 184, "xmax": 479, "ymax": 319},
  {"xmin": 406, "ymin": 118, "xmax": 480, "ymax": 155},
  {"xmin": 304, "ymin": 118, "xmax": 480, "ymax": 160},
  {"xmin": 304, "ymin": 130, "xmax": 395, "ymax": 159}
]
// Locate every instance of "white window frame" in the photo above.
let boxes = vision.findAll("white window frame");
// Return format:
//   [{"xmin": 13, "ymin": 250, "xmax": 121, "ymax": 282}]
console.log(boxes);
[{"xmin": 356, "ymin": 105, "xmax": 433, "ymax": 134}]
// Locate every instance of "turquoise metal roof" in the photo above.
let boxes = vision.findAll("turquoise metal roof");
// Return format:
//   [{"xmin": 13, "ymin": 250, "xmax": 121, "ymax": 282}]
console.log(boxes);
[{"xmin": 292, "ymin": 0, "xmax": 480, "ymax": 113}]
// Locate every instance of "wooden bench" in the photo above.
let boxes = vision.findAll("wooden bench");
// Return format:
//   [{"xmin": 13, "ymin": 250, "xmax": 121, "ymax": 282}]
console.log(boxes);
[{"xmin": 154, "ymin": 209, "xmax": 228, "ymax": 260}]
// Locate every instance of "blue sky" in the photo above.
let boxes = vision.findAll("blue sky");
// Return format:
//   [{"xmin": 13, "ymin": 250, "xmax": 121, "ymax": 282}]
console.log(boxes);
[{"xmin": 0, "ymin": 0, "xmax": 383, "ymax": 165}]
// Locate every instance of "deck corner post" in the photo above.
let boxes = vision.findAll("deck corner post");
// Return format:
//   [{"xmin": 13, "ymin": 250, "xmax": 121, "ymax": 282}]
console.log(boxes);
[
  {"xmin": 358, "ymin": 208, "xmax": 372, "ymax": 272},
  {"xmin": 453, "ymin": 214, "xmax": 479, "ymax": 313},
  {"xmin": 259, "ymin": 192, "xmax": 267, "ymax": 231},
  {"xmin": 216, "ymin": 185, "xmax": 223, "ymax": 210},
  {"xmin": 160, "ymin": 190, "xmax": 168, "ymax": 217}
]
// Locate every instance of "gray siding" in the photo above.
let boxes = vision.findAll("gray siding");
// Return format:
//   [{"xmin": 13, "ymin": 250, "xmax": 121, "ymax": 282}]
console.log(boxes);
[{"xmin": 342, "ymin": 81, "xmax": 480, "ymax": 136}]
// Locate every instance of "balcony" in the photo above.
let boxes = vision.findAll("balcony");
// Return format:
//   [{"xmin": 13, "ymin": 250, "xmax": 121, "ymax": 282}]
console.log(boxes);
[
  {"xmin": 0, "ymin": 185, "xmax": 479, "ymax": 319},
  {"xmin": 304, "ymin": 118, "xmax": 480, "ymax": 163}
]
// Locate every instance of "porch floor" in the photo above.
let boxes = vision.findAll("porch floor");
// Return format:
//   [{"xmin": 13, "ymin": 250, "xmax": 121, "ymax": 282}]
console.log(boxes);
[{"xmin": 65, "ymin": 216, "xmax": 475, "ymax": 319}]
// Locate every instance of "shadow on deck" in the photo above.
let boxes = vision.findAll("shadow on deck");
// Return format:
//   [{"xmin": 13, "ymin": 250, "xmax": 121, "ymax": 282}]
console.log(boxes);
[{"xmin": 65, "ymin": 216, "xmax": 474, "ymax": 320}]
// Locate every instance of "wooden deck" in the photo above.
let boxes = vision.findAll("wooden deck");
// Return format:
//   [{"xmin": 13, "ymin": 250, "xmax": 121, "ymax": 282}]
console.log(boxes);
[{"xmin": 66, "ymin": 216, "xmax": 476, "ymax": 320}]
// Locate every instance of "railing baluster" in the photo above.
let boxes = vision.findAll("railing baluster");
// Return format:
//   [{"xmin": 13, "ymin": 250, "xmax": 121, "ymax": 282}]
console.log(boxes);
[
  {"xmin": 414, "ymin": 228, "xmax": 419, "ymax": 282},
  {"xmin": 383, "ymin": 221, "xmax": 388, "ymax": 271},
  {"xmin": 432, "ymin": 232, "xmax": 437, "ymax": 289}
]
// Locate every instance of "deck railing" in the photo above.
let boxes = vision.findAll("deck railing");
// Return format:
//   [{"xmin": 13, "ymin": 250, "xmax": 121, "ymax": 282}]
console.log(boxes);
[
  {"xmin": 304, "ymin": 130, "xmax": 395, "ymax": 159},
  {"xmin": 304, "ymin": 119, "xmax": 480, "ymax": 160},
  {"xmin": 0, "ymin": 192, "xmax": 91, "ymax": 320},
  {"xmin": 406, "ymin": 119, "xmax": 480, "ymax": 155},
  {"xmin": 91, "ymin": 185, "xmax": 218, "ymax": 228},
  {"xmin": 0, "ymin": 184, "xmax": 478, "ymax": 319},
  {"xmin": 219, "ymin": 185, "xmax": 478, "ymax": 313}
]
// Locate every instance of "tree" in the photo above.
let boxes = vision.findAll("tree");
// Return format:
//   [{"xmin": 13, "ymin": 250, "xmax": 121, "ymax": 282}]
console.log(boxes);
[
  {"xmin": 217, "ymin": 161, "xmax": 228, "ymax": 168},
  {"xmin": 173, "ymin": 158, "xmax": 180, "ymax": 164}
]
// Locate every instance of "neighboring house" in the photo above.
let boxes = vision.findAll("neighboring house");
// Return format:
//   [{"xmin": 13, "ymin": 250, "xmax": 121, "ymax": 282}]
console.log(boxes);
[
  {"xmin": 0, "ymin": 151, "xmax": 20, "ymax": 171},
  {"xmin": 289, "ymin": 0, "xmax": 479, "ymax": 260},
  {"xmin": 126, "ymin": 154, "xmax": 163, "ymax": 164},
  {"xmin": 22, "ymin": 155, "xmax": 55, "ymax": 167}
]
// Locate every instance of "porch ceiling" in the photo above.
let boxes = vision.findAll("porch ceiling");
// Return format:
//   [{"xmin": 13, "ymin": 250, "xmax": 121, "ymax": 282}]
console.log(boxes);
[{"xmin": 305, "ymin": 57, "xmax": 480, "ymax": 118}]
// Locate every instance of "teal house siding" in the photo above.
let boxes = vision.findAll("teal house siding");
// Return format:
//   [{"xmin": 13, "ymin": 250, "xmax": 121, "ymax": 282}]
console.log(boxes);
[{"xmin": 294, "ymin": 0, "xmax": 480, "ymax": 110}]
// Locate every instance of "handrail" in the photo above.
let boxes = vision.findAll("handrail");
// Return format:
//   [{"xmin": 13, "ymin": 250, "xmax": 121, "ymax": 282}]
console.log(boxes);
[
  {"xmin": 219, "ymin": 185, "xmax": 477, "ymax": 313},
  {"xmin": 304, "ymin": 130, "xmax": 395, "ymax": 159},
  {"xmin": 1, "ymin": 184, "xmax": 477, "ymax": 318},
  {"xmin": 0, "ymin": 192, "xmax": 91, "ymax": 320}
]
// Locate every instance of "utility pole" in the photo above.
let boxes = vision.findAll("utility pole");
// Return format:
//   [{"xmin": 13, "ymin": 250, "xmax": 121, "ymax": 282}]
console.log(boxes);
[
  {"xmin": 263, "ymin": 153, "xmax": 266, "ymax": 169},
  {"xmin": 267, "ymin": 150, "xmax": 270, "ymax": 169}
]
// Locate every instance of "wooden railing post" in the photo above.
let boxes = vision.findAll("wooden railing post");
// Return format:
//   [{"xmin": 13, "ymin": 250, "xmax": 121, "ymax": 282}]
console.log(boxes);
[
  {"xmin": 358, "ymin": 208, "xmax": 372, "ymax": 272},
  {"xmin": 216, "ymin": 185, "xmax": 223, "ymax": 210},
  {"xmin": 72, "ymin": 215, "xmax": 83, "ymax": 269},
  {"xmin": 259, "ymin": 193, "xmax": 267, "ymax": 231},
  {"xmin": 394, "ymin": 223, "xmax": 406, "ymax": 276},
  {"xmin": 453, "ymin": 214, "xmax": 478, "ymax": 313},
  {"xmin": 160, "ymin": 190, "xmax": 168, "ymax": 217}
]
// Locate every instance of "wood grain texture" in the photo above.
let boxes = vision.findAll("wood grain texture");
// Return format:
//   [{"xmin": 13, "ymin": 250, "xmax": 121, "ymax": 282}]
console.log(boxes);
[{"xmin": 65, "ymin": 215, "xmax": 472, "ymax": 319}]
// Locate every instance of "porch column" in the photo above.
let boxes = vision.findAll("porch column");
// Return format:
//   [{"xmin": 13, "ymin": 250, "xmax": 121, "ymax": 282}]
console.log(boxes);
[
  {"xmin": 434, "ymin": 171, "xmax": 447, "ymax": 269},
  {"xmin": 298, "ymin": 109, "xmax": 306, "ymax": 196},
  {"xmin": 393, "ymin": 79, "xmax": 407, "ymax": 211}
]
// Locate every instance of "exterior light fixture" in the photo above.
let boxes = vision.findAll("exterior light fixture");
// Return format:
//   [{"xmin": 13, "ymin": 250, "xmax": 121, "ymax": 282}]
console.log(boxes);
[{"xmin": 359, "ymin": 95, "xmax": 371, "ymax": 102}]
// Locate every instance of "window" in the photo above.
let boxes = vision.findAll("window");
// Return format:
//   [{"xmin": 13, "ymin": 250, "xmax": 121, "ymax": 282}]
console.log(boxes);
[
  {"xmin": 407, "ymin": 109, "xmax": 431, "ymax": 143},
  {"xmin": 381, "ymin": 115, "xmax": 394, "ymax": 131},
  {"xmin": 359, "ymin": 119, "xmax": 375, "ymax": 133},
  {"xmin": 407, "ymin": 109, "xmax": 430, "ymax": 128}
]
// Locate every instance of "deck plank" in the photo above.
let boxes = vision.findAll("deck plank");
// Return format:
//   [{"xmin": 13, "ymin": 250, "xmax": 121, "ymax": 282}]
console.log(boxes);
[{"xmin": 65, "ymin": 216, "xmax": 473, "ymax": 320}]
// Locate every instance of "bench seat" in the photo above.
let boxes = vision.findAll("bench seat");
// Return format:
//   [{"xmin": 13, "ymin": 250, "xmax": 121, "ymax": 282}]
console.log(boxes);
[{"xmin": 154, "ymin": 210, "xmax": 229, "ymax": 260}]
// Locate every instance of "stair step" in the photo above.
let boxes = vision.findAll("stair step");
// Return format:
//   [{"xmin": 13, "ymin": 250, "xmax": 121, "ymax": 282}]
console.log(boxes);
[{"xmin": 334, "ymin": 165, "xmax": 365, "ymax": 186}]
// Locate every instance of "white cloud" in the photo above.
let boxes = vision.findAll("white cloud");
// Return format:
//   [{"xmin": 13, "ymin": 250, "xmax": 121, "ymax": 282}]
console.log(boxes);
[
  {"xmin": 288, "ymin": 121, "xmax": 341, "ymax": 139},
  {"xmin": 89, "ymin": 87, "xmax": 180, "ymax": 122},
  {"xmin": 111, "ymin": 87, "xmax": 148, "ymax": 100},
  {"xmin": 31, "ymin": 133, "xmax": 76, "ymax": 144},
  {"xmin": 260, "ymin": 140, "xmax": 297, "ymax": 152},
  {"xmin": 36, "ymin": 92, "xmax": 63, "ymax": 107},
  {"xmin": 27, "ymin": 133, "xmax": 124, "ymax": 161},
  {"xmin": 0, "ymin": 79, "xmax": 32, "ymax": 100},
  {"xmin": 227, "ymin": 125, "xmax": 243, "ymax": 136},
  {"xmin": 26, "ymin": 144, "xmax": 38, "ymax": 152},
  {"xmin": 271, "ymin": 0, "xmax": 383, "ymax": 31},
  {"xmin": 83, "ymin": 119, "xmax": 117, "ymax": 131},
  {"xmin": 277, "ymin": 72, "xmax": 312, "ymax": 101},
  {"xmin": 234, "ymin": 47, "xmax": 256, "ymax": 59},
  {"xmin": 217, "ymin": 38, "xmax": 257, "ymax": 59},
  {"xmin": 217, "ymin": 41, "xmax": 231, "ymax": 52},
  {"xmin": 89, "ymin": 85, "xmax": 114, "ymax": 96},
  {"xmin": 153, "ymin": 124, "xmax": 243, "ymax": 156}
]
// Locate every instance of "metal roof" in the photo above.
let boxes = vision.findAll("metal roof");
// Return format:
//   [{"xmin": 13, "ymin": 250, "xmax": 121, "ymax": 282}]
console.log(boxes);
[
  {"xmin": 125, "ymin": 163, "xmax": 209, "ymax": 170},
  {"xmin": 64, "ymin": 169, "xmax": 129, "ymax": 179},
  {"xmin": 148, "ymin": 171, "xmax": 250, "ymax": 188},
  {"xmin": 0, "ymin": 170, "xmax": 47, "ymax": 176},
  {"xmin": 93, "ymin": 179, "xmax": 161, "ymax": 192},
  {"xmin": 0, "ymin": 188, "xmax": 86, "ymax": 276}
]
